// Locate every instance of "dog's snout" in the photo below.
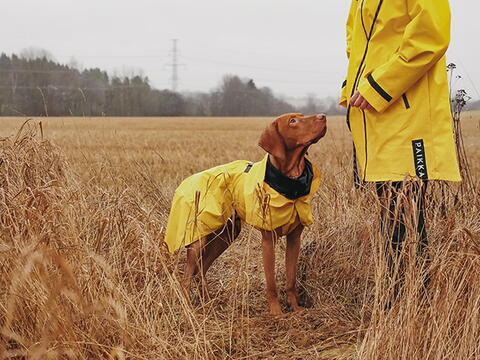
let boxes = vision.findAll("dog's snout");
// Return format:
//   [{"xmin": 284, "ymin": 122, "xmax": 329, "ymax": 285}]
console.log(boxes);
[{"xmin": 316, "ymin": 114, "xmax": 327, "ymax": 122}]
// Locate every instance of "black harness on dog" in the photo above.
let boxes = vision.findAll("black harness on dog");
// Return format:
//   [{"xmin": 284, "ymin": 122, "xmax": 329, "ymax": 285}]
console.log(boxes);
[{"xmin": 264, "ymin": 157, "xmax": 314, "ymax": 200}]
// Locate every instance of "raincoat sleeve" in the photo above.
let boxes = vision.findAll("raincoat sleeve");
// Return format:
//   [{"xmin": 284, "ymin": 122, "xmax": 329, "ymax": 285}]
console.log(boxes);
[
  {"xmin": 357, "ymin": 0, "xmax": 451, "ymax": 113},
  {"xmin": 339, "ymin": 0, "xmax": 358, "ymax": 108}
]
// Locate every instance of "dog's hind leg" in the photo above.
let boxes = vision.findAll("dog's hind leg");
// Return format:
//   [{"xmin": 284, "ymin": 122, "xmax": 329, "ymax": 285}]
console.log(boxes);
[
  {"xmin": 182, "ymin": 237, "xmax": 206, "ymax": 298},
  {"xmin": 183, "ymin": 217, "xmax": 241, "ymax": 300},
  {"xmin": 199, "ymin": 216, "xmax": 241, "ymax": 275},
  {"xmin": 199, "ymin": 217, "xmax": 242, "ymax": 299}
]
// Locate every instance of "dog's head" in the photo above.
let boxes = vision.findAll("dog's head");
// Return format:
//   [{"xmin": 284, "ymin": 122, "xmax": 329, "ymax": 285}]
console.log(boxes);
[{"xmin": 258, "ymin": 113, "xmax": 327, "ymax": 164}]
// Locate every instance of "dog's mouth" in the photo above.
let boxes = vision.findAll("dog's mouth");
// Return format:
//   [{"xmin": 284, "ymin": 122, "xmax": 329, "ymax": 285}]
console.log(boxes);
[{"xmin": 310, "ymin": 121, "xmax": 327, "ymax": 144}]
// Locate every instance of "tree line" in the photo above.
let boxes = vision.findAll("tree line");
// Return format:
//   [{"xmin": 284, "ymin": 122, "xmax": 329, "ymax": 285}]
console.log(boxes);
[{"xmin": 0, "ymin": 52, "xmax": 346, "ymax": 117}]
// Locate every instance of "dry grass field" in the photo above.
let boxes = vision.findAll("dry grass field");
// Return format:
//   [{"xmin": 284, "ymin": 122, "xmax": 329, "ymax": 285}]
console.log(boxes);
[{"xmin": 0, "ymin": 113, "xmax": 479, "ymax": 359}]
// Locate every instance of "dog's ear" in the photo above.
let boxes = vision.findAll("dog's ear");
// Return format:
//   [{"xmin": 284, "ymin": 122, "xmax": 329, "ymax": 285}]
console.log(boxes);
[{"xmin": 258, "ymin": 121, "xmax": 286, "ymax": 161}]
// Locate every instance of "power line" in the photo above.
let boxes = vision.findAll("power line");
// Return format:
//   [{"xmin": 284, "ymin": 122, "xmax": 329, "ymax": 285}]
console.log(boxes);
[
  {"xmin": 0, "ymin": 47, "xmax": 341, "ymax": 95},
  {"xmin": 2, "ymin": 53, "xmax": 326, "ymax": 78},
  {"xmin": 181, "ymin": 55, "xmax": 325, "ymax": 74},
  {"xmin": 0, "ymin": 84, "xmax": 169, "ymax": 90},
  {"xmin": 458, "ymin": 60, "xmax": 480, "ymax": 100},
  {"xmin": 69, "ymin": 54, "xmax": 169, "ymax": 59},
  {"xmin": 0, "ymin": 69, "xmax": 75, "ymax": 74}
]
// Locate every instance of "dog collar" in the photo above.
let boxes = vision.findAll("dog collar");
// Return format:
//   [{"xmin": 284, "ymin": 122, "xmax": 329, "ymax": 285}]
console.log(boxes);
[{"xmin": 264, "ymin": 157, "xmax": 313, "ymax": 200}]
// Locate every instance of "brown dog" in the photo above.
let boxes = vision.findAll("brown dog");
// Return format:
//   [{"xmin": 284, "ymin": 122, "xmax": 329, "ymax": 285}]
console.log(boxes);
[{"xmin": 164, "ymin": 113, "xmax": 327, "ymax": 315}]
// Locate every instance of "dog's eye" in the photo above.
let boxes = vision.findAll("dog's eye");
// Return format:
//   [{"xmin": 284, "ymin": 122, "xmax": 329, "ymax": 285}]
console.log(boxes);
[{"xmin": 289, "ymin": 118, "xmax": 297, "ymax": 123}]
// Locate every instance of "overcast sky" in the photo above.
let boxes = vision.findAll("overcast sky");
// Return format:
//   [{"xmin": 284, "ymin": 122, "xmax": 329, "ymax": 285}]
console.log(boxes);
[{"xmin": 2, "ymin": 0, "xmax": 479, "ymax": 100}]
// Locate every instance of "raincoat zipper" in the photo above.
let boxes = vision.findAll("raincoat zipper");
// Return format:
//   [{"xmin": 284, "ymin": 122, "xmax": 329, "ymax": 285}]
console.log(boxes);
[{"xmin": 347, "ymin": 0, "xmax": 384, "ymax": 182}]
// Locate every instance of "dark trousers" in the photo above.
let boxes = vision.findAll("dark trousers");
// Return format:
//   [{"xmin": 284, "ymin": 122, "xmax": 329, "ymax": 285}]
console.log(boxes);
[{"xmin": 375, "ymin": 181, "xmax": 429, "ymax": 298}]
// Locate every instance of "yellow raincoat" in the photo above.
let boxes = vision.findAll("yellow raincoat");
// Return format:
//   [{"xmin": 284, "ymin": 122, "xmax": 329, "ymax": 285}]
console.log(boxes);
[
  {"xmin": 164, "ymin": 155, "xmax": 321, "ymax": 253},
  {"xmin": 340, "ymin": 0, "xmax": 461, "ymax": 182}
]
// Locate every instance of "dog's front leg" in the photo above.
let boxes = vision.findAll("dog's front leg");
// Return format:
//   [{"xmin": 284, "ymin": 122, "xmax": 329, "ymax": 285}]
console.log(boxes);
[
  {"xmin": 285, "ymin": 225, "xmax": 304, "ymax": 312},
  {"xmin": 261, "ymin": 230, "xmax": 283, "ymax": 315}
]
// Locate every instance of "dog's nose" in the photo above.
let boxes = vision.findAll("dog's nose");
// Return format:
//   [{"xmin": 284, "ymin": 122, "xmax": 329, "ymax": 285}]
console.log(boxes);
[{"xmin": 316, "ymin": 114, "xmax": 327, "ymax": 121}]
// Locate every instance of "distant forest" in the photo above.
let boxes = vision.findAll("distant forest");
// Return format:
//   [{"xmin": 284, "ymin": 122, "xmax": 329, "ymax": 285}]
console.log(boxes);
[
  {"xmin": 1, "ymin": 51, "xmax": 477, "ymax": 117},
  {"xmin": 0, "ymin": 51, "xmax": 344, "ymax": 117}
]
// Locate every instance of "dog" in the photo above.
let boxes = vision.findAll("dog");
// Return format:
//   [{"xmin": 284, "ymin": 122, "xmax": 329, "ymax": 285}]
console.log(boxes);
[{"xmin": 164, "ymin": 113, "xmax": 327, "ymax": 315}]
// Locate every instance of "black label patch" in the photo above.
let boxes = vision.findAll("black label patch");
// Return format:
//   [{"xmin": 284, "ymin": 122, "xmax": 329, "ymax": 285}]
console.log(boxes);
[
  {"xmin": 412, "ymin": 139, "xmax": 428, "ymax": 179},
  {"xmin": 244, "ymin": 163, "xmax": 253, "ymax": 173}
]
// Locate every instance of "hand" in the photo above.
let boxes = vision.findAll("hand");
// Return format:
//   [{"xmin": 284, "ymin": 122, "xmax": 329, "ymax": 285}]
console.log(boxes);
[{"xmin": 350, "ymin": 91, "xmax": 373, "ymax": 111}]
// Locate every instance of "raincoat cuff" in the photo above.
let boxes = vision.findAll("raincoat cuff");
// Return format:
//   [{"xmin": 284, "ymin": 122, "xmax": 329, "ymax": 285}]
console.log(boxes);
[{"xmin": 358, "ymin": 74, "xmax": 393, "ymax": 113}]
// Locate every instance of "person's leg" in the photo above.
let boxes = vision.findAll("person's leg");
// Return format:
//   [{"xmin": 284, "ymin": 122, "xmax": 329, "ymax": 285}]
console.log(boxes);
[
  {"xmin": 376, "ymin": 181, "xmax": 429, "ymax": 302},
  {"xmin": 376, "ymin": 181, "xmax": 405, "ymax": 301},
  {"xmin": 415, "ymin": 181, "xmax": 430, "ymax": 290},
  {"xmin": 416, "ymin": 181, "xmax": 428, "ymax": 256},
  {"xmin": 376, "ymin": 181, "xmax": 405, "ymax": 265}
]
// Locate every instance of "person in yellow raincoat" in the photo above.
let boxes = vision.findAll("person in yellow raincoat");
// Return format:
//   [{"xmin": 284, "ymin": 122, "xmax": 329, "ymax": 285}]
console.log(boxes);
[{"xmin": 340, "ymin": 0, "xmax": 461, "ymax": 300}]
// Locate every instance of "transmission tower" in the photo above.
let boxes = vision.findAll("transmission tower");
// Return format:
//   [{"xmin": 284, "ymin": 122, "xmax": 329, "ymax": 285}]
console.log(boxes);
[{"xmin": 169, "ymin": 39, "xmax": 179, "ymax": 92}]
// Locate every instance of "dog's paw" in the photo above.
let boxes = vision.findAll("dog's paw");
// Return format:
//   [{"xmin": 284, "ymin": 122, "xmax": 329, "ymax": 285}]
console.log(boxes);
[
  {"xmin": 291, "ymin": 304, "xmax": 305, "ymax": 313},
  {"xmin": 269, "ymin": 301, "xmax": 284, "ymax": 316}
]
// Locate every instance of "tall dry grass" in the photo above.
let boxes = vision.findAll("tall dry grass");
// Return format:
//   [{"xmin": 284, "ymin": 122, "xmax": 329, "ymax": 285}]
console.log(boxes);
[{"xmin": 0, "ymin": 115, "xmax": 479, "ymax": 359}]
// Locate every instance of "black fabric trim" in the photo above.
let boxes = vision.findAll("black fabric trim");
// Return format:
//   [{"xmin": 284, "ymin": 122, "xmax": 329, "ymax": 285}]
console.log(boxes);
[
  {"xmin": 264, "ymin": 158, "xmax": 313, "ymax": 200},
  {"xmin": 360, "ymin": 0, "xmax": 368, "ymax": 39},
  {"xmin": 402, "ymin": 93, "xmax": 410, "ymax": 109},
  {"xmin": 342, "ymin": 80, "xmax": 347, "ymax": 88},
  {"xmin": 367, "ymin": 74, "xmax": 392, "ymax": 102}
]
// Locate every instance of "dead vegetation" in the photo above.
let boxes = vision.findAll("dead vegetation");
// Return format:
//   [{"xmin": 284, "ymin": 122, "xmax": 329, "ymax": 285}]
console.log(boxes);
[{"xmin": 0, "ymin": 116, "xmax": 479, "ymax": 359}]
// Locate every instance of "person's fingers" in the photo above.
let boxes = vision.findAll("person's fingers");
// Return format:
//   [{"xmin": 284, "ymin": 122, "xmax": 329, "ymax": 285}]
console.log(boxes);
[
  {"xmin": 350, "ymin": 91, "xmax": 373, "ymax": 110},
  {"xmin": 351, "ymin": 90, "xmax": 374, "ymax": 111},
  {"xmin": 359, "ymin": 99, "xmax": 369, "ymax": 110},
  {"xmin": 350, "ymin": 91, "xmax": 359, "ymax": 106},
  {"xmin": 353, "ymin": 95, "xmax": 364, "ymax": 108}
]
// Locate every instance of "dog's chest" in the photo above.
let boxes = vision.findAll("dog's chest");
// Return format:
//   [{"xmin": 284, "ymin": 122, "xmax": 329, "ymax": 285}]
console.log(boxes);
[{"xmin": 229, "ymin": 161, "xmax": 307, "ymax": 232}]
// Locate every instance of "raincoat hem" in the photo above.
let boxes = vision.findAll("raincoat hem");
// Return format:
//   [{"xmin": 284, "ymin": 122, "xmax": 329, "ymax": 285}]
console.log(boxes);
[{"xmin": 363, "ymin": 173, "xmax": 462, "ymax": 183}]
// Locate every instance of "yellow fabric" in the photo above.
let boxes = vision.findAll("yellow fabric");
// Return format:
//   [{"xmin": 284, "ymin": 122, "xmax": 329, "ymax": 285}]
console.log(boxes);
[
  {"xmin": 164, "ymin": 154, "xmax": 320, "ymax": 253},
  {"xmin": 340, "ymin": 0, "xmax": 461, "ymax": 182}
]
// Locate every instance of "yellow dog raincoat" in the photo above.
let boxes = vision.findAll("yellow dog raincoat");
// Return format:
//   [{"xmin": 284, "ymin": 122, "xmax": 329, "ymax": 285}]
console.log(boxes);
[
  {"xmin": 340, "ymin": 0, "xmax": 461, "ymax": 182},
  {"xmin": 164, "ymin": 155, "xmax": 320, "ymax": 253}
]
